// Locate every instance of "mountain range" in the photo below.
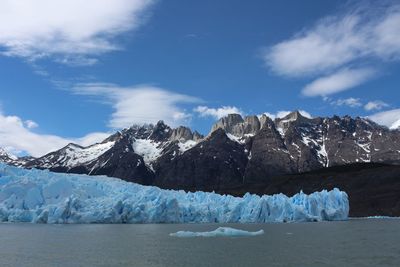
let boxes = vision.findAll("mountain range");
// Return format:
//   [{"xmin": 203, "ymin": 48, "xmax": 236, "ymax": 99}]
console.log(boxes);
[{"xmin": 2, "ymin": 111, "xmax": 400, "ymax": 216}]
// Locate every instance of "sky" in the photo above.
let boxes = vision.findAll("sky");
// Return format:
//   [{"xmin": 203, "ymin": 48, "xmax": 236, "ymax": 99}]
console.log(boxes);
[{"xmin": 0, "ymin": 0, "xmax": 400, "ymax": 157}]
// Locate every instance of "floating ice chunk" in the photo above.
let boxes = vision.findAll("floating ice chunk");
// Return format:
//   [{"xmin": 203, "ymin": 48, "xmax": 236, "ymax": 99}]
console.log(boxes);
[
  {"xmin": 0, "ymin": 163, "xmax": 349, "ymax": 224},
  {"xmin": 364, "ymin": 216, "xmax": 399, "ymax": 219},
  {"xmin": 170, "ymin": 227, "xmax": 264, "ymax": 237}
]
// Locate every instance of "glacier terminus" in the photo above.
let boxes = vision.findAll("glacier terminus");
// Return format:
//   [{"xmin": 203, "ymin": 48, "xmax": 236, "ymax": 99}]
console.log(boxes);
[{"xmin": 0, "ymin": 163, "xmax": 349, "ymax": 224}]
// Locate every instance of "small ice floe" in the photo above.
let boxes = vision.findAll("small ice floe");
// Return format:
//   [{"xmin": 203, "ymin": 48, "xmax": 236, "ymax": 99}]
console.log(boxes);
[
  {"xmin": 169, "ymin": 227, "xmax": 264, "ymax": 238},
  {"xmin": 365, "ymin": 216, "xmax": 399, "ymax": 219}
]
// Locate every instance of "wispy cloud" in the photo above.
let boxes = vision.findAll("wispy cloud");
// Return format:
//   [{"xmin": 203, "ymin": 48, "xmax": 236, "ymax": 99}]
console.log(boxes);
[
  {"xmin": 0, "ymin": 111, "xmax": 109, "ymax": 157},
  {"xmin": 331, "ymin": 97, "xmax": 363, "ymax": 108},
  {"xmin": 264, "ymin": 1, "xmax": 400, "ymax": 97},
  {"xmin": 364, "ymin": 100, "xmax": 390, "ymax": 111},
  {"xmin": 24, "ymin": 120, "xmax": 39, "ymax": 129},
  {"xmin": 302, "ymin": 68, "xmax": 376, "ymax": 97},
  {"xmin": 73, "ymin": 83, "xmax": 201, "ymax": 128},
  {"xmin": 0, "ymin": 0, "xmax": 155, "ymax": 65},
  {"xmin": 194, "ymin": 106, "xmax": 244, "ymax": 120}
]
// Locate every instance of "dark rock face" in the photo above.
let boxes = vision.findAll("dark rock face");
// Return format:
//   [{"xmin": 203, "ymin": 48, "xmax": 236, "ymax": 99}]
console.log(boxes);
[
  {"xmin": 224, "ymin": 163, "xmax": 400, "ymax": 217},
  {"xmin": 23, "ymin": 121, "xmax": 202, "ymax": 184},
  {"xmin": 244, "ymin": 118, "xmax": 296, "ymax": 183},
  {"xmin": 153, "ymin": 129, "xmax": 248, "ymax": 191},
  {"xmin": 25, "ymin": 136, "xmax": 155, "ymax": 185},
  {"xmin": 209, "ymin": 111, "xmax": 400, "ymax": 184},
  {"xmin": 84, "ymin": 136, "xmax": 155, "ymax": 185}
]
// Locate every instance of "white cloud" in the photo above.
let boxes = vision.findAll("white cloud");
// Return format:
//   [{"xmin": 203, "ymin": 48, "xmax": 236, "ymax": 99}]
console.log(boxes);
[
  {"xmin": 194, "ymin": 106, "xmax": 244, "ymax": 120},
  {"xmin": 73, "ymin": 83, "xmax": 200, "ymax": 128},
  {"xmin": 265, "ymin": 15, "xmax": 364, "ymax": 77},
  {"xmin": 302, "ymin": 68, "xmax": 375, "ymax": 97},
  {"xmin": 331, "ymin": 97, "xmax": 362, "ymax": 108},
  {"xmin": 265, "ymin": 3, "xmax": 400, "ymax": 77},
  {"xmin": 368, "ymin": 108, "xmax": 400, "ymax": 129},
  {"xmin": 262, "ymin": 110, "xmax": 312, "ymax": 120},
  {"xmin": 364, "ymin": 100, "xmax": 390, "ymax": 111},
  {"xmin": 0, "ymin": 0, "xmax": 154, "ymax": 65},
  {"xmin": 264, "ymin": 2, "xmax": 400, "ymax": 97},
  {"xmin": 0, "ymin": 112, "xmax": 109, "ymax": 157},
  {"xmin": 24, "ymin": 120, "xmax": 39, "ymax": 129}
]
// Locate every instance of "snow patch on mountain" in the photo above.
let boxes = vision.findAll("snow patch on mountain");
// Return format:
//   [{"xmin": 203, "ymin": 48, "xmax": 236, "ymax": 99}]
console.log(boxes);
[
  {"xmin": 65, "ymin": 142, "xmax": 115, "ymax": 166},
  {"xmin": 39, "ymin": 142, "xmax": 115, "ymax": 169},
  {"xmin": 132, "ymin": 139, "xmax": 162, "ymax": 164},
  {"xmin": 226, "ymin": 133, "xmax": 246, "ymax": 144},
  {"xmin": 178, "ymin": 140, "xmax": 198, "ymax": 153}
]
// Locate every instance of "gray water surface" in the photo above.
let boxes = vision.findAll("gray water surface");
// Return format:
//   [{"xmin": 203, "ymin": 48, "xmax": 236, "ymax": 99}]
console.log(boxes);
[{"xmin": 0, "ymin": 219, "xmax": 399, "ymax": 267}]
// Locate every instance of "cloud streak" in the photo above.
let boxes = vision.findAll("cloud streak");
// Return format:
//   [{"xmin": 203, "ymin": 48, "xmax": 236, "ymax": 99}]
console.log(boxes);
[
  {"xmin": 73, "ymin": 83, "xmax": 201, "ymax": 128},
  {"xmin": 364, "ymin": 100, "xmax": 390, "ymax": 111},
  {"xmin": 302, "ymin": 68, "xmax": 376, "ymax": 97},
  {"xmin": 264, "ymin": 1, "xmax": 400, "ymax": 97},
  {"xmin": 0, "ymin": 0, "xmax": 155, "ymax": 65},
  {"xmin": 194, "ymin": 106, "xmax": 244, "ymax": 120},
  {"xmin": 331, "ymin": 97, "xmax": 362, "ymax": 108}
]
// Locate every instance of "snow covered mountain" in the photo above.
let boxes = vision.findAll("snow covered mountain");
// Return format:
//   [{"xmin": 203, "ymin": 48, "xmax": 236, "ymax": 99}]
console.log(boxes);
[
  {"xmin": 0, "ymin": 148, "xmax": 17, "ymax": 165},
  {"xmin": 154, "ymin": 111, "xmax": 400, "ymax": 190},
  {"xmin": 2, "ymin": 111, "xmax": 400, "ymax": 192},
  {"xmin": 24, "ymin": 121, "xmax": 203, "ymax": 185},
  {"xmin": 0, "ymin": 148, "xmax": 33, "ymax": 167}
]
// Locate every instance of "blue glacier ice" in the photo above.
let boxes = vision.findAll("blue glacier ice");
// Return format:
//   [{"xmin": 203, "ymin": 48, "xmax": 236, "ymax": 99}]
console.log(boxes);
[
  {"xmin": 0, "ymin": 163, "xmax": 349, "ymax": 224},
  {"xmin": 170, "ymin": 227, "xmax": 265, "ymax": 237}
]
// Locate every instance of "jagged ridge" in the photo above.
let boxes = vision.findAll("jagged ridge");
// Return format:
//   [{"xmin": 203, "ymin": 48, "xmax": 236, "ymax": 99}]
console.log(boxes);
[{"xmin": 2, "ymin": 111, "xmax": 400, "ymax": 191}]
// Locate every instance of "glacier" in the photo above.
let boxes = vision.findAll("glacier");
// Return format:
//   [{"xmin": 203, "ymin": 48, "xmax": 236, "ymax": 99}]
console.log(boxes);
[
  {"xmin": 0, "ymin": 163, "xmax": 349, "ymax": 224},
  {"xmin": 170, "ymin": 227, "xmax": 264, "ymax": 237}
]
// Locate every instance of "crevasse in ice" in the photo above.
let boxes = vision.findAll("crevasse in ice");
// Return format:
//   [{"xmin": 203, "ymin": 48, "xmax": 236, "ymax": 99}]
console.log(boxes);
[{"xmin": 0, "ymin": 163, "xmax": 349, "ymax": 223}]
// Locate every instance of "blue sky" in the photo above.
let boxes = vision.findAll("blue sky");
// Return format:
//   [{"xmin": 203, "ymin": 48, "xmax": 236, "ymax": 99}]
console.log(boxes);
[{"xmin": 0, "ymin": 0, "xmax": 400, "ymax": 156}]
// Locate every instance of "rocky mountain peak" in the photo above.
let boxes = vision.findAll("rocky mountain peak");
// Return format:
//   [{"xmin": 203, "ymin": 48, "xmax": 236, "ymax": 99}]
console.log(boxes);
[
  {"xmin": 276, "ymin": 110, "xmax": 310, "ymax": 124},
  {"xmin": 211, "ymin": 114, "xmax": 242, "ymax": 136},
  {"xmin": 0, "ymin": 148, "xmax": 17, "ymax": 161},
  {"xmin": 192, "ymin": 131, "xmax": 204, "ymax": 141},
  {"xmin": 148, "ymin": 120, "xmax": 172, "ymax": 141},
  {"xmin": 208, "ymin": 127, "xmax": 230, "ymax": 141},
  {"xmin": 170, "ymin": 126, "xmax": 195, "ymax": 142},
  {"xmin": 243, "ymin": 115, "xmax": 261, "ymax": 135},
  {"xmin": 275, "ymin": 110, "xmax": 313, "ymax": 134},
  {"xmin": 211, "ymin": 113, "xmax": 261, "ymax": 137},
  {"xmin": 259, "ymin": 114, "xmax": 274, "ymax": 128}
]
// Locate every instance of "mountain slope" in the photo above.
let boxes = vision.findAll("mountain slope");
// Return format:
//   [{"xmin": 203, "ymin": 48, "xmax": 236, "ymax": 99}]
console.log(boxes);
[
  {"xmin": 24, "ymin": 121, "xmax": 203, "ymax": 184},
  {"xmin": 2, "ymin": 111, "xmax": 400, "ymax": 191}
]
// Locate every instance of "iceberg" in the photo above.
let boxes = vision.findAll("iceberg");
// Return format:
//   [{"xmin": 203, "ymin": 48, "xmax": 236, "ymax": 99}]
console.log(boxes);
[
  {"xmin": 170, "ymin": 227, "xmax": 264, "ymax": 237},
  {"xmin": 0, "ymin": 163, "xmax": 349, "ymax": 224}
]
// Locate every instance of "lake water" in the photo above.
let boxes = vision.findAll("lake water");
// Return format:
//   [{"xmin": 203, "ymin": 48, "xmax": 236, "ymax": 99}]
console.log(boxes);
[{"xmin": 0, "ymin": 219, "xmax": 399, "ymax": 267}]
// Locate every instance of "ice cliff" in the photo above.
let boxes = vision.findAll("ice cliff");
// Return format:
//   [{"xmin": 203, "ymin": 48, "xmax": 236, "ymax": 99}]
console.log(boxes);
[{"xmin": 0, "ymin": 163, "xmax": 349, "ymax": 223}]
